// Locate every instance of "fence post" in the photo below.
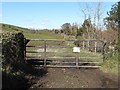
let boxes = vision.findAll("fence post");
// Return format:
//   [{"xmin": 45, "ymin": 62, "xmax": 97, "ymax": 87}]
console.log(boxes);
[
  {"xmin": 103, "ymin": 40, "xmax": 107, "ymax": 62},
  {"xmin": 88, "ymin": 40, "xmax": 90, "ymax": 50},
  {"xmin": 83, "ymin": 41, "xmax": 85, "ymax": 49},
  {"xmin": 44, "ymin": 40, "xmax": 47, "ymax": 67},
  {"xmin": 24, "ymin": 38, "xmax": 26, "ymax": 61},
  {"xmin": 95, "ymin": 41, "xmax": 97, "ymax": 53}
]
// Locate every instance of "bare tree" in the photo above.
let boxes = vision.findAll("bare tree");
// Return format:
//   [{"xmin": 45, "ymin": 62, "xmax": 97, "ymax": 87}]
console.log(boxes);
[
  {"xmin": 78, "ymin": 2, "xmax": 103, "ymax": 40},
  {"xmin": 96, "ymin": 2, "xmax": 102, "ymax": 39}
]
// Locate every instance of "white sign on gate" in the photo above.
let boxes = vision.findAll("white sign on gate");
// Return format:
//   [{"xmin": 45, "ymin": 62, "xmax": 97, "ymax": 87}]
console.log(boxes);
[{"xmin": 73, "ymin": 47, "xmax": 80, "ymax": 52}]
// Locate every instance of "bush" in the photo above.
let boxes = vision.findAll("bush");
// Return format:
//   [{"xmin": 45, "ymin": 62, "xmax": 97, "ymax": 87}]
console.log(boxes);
[{"xmin": 2, "ymin": 32, "xmax": 26, "ymax": 73}]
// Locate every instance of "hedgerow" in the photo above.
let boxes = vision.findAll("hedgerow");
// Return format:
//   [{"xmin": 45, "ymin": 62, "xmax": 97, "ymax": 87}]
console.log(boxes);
[{"xmin": 2, "ymin": 32, "xmax": 26, "ymax": 74}]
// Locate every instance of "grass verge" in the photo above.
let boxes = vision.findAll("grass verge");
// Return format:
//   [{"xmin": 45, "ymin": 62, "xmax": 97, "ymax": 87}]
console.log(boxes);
[{"xmin": 100, "ymin": 53, "xmax": 118, "ymax": 76}]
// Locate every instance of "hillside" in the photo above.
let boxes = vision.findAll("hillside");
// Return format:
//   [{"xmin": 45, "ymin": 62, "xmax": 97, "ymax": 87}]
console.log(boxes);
[
  {"xmin": 1, "ymin": 23, "xmax": 30, "ymax": 32},
  {"xmin": 1, "ymin": 23, "xmax": 64, "ymax": 39}
]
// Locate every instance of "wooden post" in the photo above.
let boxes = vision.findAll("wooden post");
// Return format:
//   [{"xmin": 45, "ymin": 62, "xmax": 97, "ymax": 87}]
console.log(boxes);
[
  {"xmin": 83, "ymin": 34, "xmax": 85, "ymax": 49},
  {"xmin": 88, "ymin": 40, "xmax": 90, "ymax": 50},
  {"xmin": 83, "ymin": 41, "xmax": 85, "ymax": 49},
  {"xmin": 24, "ymin": 38, "xmax": 26, "ymax": 60},
  {"xmin": 44, "ymin": 40, "xmax": 47, "ymax": 66},
  {"xmin": 103, "ymin": 40, "xmax": 106, "ymax": 62},
  {"xmin": 95, "ymin": 41, "xmax": 97, "ymax": 53}
]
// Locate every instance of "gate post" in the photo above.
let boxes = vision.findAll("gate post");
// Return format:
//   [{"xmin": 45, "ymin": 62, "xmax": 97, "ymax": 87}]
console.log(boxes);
[
  {"xmin": 24, "ymin": 38, "xmax": 26, "ymax": 60},
  {"xmin": 87, "ymin": 40, "xmax": 90, "ymax": 50},
  {"xmin": 44, "ymin": 40, "xmax": 47, "ymax": 67},
  {"xmin": 103, "ymin": 40, "xmax": 107, "ymax": 62},
  {"xmin": 83, "ymin": 41, "xmax": 85, "ymax": 49},
  {"xmin": 95, "ymin": 41, "xmax": 97, "ymax": 53}
]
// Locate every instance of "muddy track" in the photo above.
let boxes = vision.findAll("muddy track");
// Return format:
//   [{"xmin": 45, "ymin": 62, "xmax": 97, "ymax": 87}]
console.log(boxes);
[{"xmin": 28, "ymin": 68, "xmax": 118, "ymax": 89}]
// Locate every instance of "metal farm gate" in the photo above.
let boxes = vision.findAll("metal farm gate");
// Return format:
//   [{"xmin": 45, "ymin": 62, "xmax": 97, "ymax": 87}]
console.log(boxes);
[{"xmin": 25, "ymin": 39, "xmax": 105, "ymax": 68}]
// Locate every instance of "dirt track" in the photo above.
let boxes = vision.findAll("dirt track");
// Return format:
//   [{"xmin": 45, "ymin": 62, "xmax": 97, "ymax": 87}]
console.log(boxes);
[{"xmin": 28, "ymin": 68, "xmax": 118, "ymax": 89}]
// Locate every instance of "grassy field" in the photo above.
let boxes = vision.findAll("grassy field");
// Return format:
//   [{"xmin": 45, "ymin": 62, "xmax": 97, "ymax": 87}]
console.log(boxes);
[
  {"xmin": 1, "ymin": 23, "xmax": 64, "ymax": 39},
  {"xmin": 24, "ymin": 30, "xmax": 64, "ymax": 39}
]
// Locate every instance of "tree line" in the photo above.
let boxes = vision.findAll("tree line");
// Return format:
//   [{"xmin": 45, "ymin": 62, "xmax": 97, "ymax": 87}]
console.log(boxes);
[{"xmin": 53, "ymin": 2, "xmax": 119, "ymax": 47}]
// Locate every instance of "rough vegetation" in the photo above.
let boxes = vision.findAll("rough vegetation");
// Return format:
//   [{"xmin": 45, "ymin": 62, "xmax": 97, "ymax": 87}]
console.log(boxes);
[
  {"xmin": 2, "ymin": 32, "xmax": 25, "ymax": 73},
  {"xmin": 2, "ymin": 32, "xmax": 33, "ymax": 89}
]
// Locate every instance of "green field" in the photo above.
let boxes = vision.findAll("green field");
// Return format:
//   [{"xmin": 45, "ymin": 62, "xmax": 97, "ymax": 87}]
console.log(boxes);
[{"xmin": 1, "ymin": 23, "xmax": 64, "ymax": 39}]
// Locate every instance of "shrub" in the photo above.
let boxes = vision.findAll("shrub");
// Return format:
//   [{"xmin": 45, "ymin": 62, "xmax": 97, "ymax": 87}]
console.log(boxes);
[{"xmin": 2, "ymin": 32, "xmax": 26, "ymax": 73}]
